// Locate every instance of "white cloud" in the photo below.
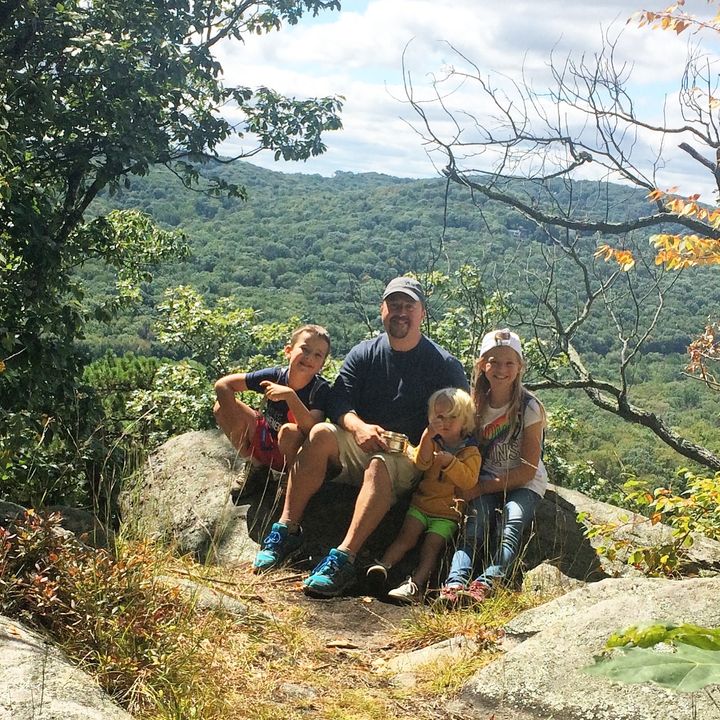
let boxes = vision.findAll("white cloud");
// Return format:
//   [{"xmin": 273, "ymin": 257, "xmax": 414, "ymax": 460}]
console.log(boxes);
[{"xmin": 215, "ymin": 1, "xmax": 718, "ymax": 197}]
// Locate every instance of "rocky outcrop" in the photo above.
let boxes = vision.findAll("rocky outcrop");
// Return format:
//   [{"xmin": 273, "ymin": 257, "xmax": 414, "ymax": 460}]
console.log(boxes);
[
  {"xmin": 117, "ymin": 429, "xmax": 408, "ymax": 570},
  {"xmin": 118, "ymin": 430, "xmax": 720, "ymax": 582},
  {"xmin": 539, "ymin": 485, "xmax": 720, "ymax": 578},
  {"xmin": 450, "ymin": 576, "xmax": 720, "ymax": 720},
  {"xmin": 0, "ymin": 614, "xmax": 133, "ymax": 720},
  {"xmin": 117, "ymin": 429, "xmax": 255, "ymax": 564},
  {"xmin": 4, "ymin": 429, "xmax": 720, "ymax": 720}
]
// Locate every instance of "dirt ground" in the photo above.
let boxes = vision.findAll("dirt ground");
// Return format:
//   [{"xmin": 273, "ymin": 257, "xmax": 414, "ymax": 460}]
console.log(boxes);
[
  {"xmin": 240, "ymin": 561, "xmax": 501, "ymax": 720},
  {"xmin": 248, "ymin": 563, "xmax": 416, "ymax": 651}
]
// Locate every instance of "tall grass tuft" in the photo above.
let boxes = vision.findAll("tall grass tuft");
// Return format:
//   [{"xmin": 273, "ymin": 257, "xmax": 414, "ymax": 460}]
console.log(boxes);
[{"xmin": 0, "ymin": 510, "xmax": 243, "ymax": 718}]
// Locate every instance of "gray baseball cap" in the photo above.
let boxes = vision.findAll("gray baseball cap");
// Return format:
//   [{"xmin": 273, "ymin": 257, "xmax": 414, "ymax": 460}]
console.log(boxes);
[{"xmin": 381, "ymin": 276, "xmax": 426, "ymax": 305}]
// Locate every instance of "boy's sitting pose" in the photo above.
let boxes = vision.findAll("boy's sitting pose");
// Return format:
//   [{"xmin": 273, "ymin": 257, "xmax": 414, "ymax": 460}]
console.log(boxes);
[{"xmin": 213, "ymin": 324, "xmax": 331, "ymax": 472}]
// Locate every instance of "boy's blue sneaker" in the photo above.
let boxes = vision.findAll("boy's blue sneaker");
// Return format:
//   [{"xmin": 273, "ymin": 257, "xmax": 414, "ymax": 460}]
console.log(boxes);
[
  {"xmin": 252, "ymin": 522, "xmax": 303, "ymax": 573},
  {"xmin": 302, "ymin": 548, "xmax": 356, "ymax": 597}
]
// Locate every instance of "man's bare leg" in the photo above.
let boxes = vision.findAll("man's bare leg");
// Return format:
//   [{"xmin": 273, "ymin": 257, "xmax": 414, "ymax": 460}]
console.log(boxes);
[
  {"xmin": 279, "ymin": 423, "xmax": 340, "ymax": 526},
  {"xmin": 302, "ymin": 457, "xmax": 393, "ymax": 597},
  {"xmin": 337, "ymin": 457, "xmax": 393, "ymax": 556}
]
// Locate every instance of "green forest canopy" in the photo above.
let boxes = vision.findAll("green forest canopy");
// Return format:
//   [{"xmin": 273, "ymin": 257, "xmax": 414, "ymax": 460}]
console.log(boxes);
[
  {"xmin": 86, "ymin": 160, "xmax": 719, "ymax": 358},
  {"xmin": 82, "ymin": 160, "xmax": 720, "ymax": 488}
]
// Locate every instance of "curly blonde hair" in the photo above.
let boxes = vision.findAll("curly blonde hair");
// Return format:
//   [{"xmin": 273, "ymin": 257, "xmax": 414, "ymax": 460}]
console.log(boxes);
[{"xmin": 428, "ymin": 387, "xmax": 476, "ymax": 436}]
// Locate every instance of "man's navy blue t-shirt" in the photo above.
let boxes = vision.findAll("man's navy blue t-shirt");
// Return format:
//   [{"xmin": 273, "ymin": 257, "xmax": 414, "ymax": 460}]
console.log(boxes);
[{"xmin": 327, "ymin": 334, "xmax": 469, "ymax": 446}]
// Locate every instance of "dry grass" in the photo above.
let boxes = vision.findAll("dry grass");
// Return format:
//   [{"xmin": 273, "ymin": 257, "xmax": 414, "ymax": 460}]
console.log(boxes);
[
  {"xmin": 189, "ymin": 565, "xmax": 556, "ymax": 720},
  {"xmin": 0, "ymin": 513, "xmax": 557, "ymax": 720}
]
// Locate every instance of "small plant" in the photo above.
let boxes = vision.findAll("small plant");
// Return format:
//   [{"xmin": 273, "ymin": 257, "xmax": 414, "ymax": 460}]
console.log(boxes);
[
  {"xmin": 584, "ymin": 623, "xmax": 720, "ymax": 692},
  {"xmin": 580, "ymin": 469, "xmax": 720, "ymax": 576},
  {"xmin": 0, "ymin": 511, "xmax": 240, "ymax": 718}
]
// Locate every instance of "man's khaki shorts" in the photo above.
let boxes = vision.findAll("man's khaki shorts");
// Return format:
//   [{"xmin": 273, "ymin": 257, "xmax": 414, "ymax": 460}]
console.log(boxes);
[{"xmin": 326, "ymin": 423, "xmax": 420, "ymax": 502}]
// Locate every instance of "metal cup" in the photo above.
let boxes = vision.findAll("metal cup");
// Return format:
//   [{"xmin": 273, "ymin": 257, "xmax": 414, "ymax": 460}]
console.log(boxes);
[{"xmin": 382, "ymin": 431, "xmax": 409, "ymax": 454}]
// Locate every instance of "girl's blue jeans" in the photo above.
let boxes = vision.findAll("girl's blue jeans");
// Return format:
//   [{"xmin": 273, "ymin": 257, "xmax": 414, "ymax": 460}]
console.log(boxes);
[{"xmin": 445, "ymin": 487, "xmax": 541, "ymax": 590}]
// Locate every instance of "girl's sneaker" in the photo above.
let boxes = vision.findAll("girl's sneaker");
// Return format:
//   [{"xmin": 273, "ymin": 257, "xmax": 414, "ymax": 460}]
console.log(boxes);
[
  {"xmin": 456, "ymin": 580, "xmax": 491, "ymax": 605},
  {"xmin": 387, "ymin": 577, "xmax": 421, "ymax": 604},
  {"xmin": 435, "ymin": 583, "xmax": 465, "ymax": 607}
]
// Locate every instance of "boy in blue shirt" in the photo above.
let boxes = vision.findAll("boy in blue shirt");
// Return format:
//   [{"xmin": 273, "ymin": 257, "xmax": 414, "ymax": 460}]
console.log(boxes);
[{"xmin": 214, "ymin": 324, "xmax": 331, "ymax": 471}]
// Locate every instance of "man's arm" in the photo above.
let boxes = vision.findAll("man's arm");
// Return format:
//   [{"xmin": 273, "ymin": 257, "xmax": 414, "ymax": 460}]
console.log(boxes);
[{"xmin": 337, "ymin": 410, "xmax": 388, "ymax": 453}]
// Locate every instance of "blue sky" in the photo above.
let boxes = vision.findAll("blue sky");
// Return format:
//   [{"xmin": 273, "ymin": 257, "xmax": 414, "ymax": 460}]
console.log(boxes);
[{"xmin": 216, "ymin": 1, "xmax": 717, "ymax": 199}]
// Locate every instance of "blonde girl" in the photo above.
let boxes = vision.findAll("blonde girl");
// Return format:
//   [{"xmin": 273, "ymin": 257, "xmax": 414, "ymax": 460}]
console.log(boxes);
[
  {"xmin": 438, "ymin": 329, "xmax": 547, "ymax": 605},
  {"xmin": 366, "ymin": 387, "xmax": 481, "ymax": 603}
]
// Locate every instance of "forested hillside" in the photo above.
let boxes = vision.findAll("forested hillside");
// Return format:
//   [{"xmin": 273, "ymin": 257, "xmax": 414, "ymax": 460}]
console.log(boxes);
[
  {"xmin": 85, "ymin": 160, "xmax": 719, "ymax": 358},
  {"xmin": 81, "ymin": 160, "xmax": 720, "ymax": 490}
]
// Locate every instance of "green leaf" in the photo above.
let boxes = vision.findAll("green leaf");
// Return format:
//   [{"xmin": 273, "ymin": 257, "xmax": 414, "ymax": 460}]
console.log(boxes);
[{"xmin": 583, "ymin": 643, "xmax": 720, "ymax": 692}]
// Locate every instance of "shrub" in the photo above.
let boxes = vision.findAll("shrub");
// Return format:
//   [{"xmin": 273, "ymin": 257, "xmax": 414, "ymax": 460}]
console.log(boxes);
[
  {"xmin": 581, "ymin": 469, "xmax": 720, "ymax": 575},
  {"xmin": 0, "ymin": 511, "xmax": 236, "ymax": 717}
]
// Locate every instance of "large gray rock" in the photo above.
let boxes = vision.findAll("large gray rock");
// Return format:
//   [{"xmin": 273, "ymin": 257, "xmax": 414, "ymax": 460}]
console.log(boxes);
[
  {"xmin": 0, "ymin": 614, "xmax": 133, "ymax": 720},
  {"xmin": 453, "ymin": 576, "xmax": 720, "ymax": 720},
  {"xmin": 118, "ymin": 429, "xmax": 256, "ymax": 564},
  {"xmin": 118, "ymin": 430, "xmax": 720, "ymax": 585},
  {"xmin": 117, "ymin": 429, "xmax": 411, "ymax": 573}
]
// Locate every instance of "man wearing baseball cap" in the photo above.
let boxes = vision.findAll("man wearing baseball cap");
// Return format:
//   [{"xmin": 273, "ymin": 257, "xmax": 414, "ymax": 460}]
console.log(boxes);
[{"xmin": 252, "ymin": 276, "xmax": 470, "ymax": 597}]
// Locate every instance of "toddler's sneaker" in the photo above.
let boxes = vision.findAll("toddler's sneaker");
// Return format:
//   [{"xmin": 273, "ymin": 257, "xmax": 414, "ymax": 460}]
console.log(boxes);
[
  {"xmin": 387, "ymin": 576, "xmax": 421, "ymax": 604},
  {"xmin": 303, "ymin": 548, "xmax": 356, "ymax": 597},
  {"xmin": 252, "ymin": 522, "xmax": 303, "ymax": 573},
  {"xmin": 365, "ymin": 561, "xmax": 389, "ymax": 596}
]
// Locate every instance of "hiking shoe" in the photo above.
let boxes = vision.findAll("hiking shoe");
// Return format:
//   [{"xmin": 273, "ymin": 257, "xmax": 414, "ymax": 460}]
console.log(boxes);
[
  {"xmin": 387, "ymin": 577, "xmax": 421, "ymax": 604},
  {"xmin": 457, "ymin": 580, "xmax": 491, "ymax": 605},
  {"xmin": 365, "ymin": 561, "xmax": 389, "ymax": 596},
  {"xmin": 434, "ymin": 583, "xmax": 465, "ymax": 608},
  {"xmin": 303, "ymin": 548, "xmax": 356, "ymax": 597},
  {"xmin": 252, "ymin": 522, "xmax": 303, "ymax": 573}
]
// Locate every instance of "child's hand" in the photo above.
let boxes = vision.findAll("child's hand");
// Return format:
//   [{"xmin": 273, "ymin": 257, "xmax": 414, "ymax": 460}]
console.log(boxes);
[
  {"xmin": 418, "ymin": 427, "xmax": 434, "ymax": 447},
  {"xmin": 260, "ymin": 381, "xmax": 295, "ymax": 402},
  {"xmin": 415, "ymin": 427, "xmax": 436, "ymax": 464},
  {"xmin": 434, "ymin": 450, "xmax": 453, "ymax": 469}
]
